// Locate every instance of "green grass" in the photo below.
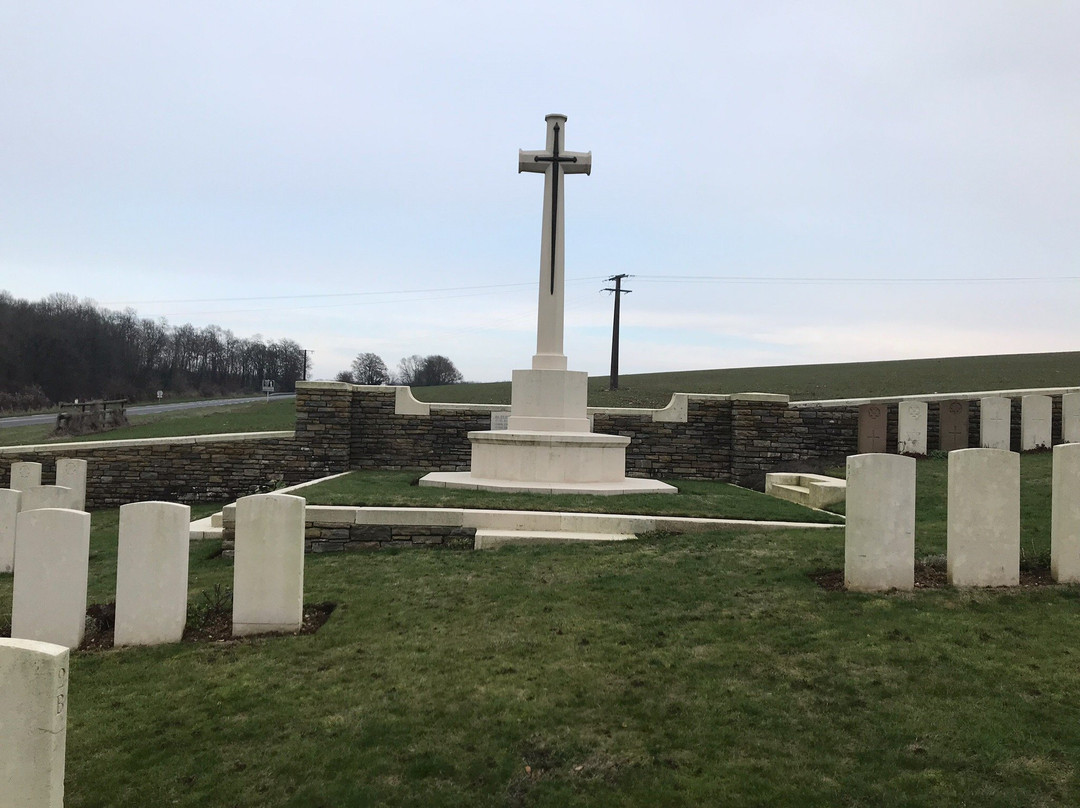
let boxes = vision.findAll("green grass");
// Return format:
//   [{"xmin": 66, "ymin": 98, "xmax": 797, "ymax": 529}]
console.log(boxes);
[
  {"xmin": 298, "ymin": 471, "xmax": 843, "ymax": 523},
  {"xmin": 0, "ymin": 398, "xmax": 296, "ymax": 447},
  {"xmin": 416, "ymin": 349, "xmax": 1080, "ymax": 408},
  {"xmin": 1, "ymin": 470, "xmax": 1079, "ymax": 806}
]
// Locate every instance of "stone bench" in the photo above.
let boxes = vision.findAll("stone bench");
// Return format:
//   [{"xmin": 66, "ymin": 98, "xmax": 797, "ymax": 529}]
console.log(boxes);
[{"xmin": 765, "ymin": 473, "xmax": 847, "ymax": 510}]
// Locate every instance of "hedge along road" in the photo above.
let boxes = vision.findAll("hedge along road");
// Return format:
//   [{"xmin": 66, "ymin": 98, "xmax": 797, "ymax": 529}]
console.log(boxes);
[{"xmin": 0, "ymin": 394, "xmax": 297, "ymax": 429}]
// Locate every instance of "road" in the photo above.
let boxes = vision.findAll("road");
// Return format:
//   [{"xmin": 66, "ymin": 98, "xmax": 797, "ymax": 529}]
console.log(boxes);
[{"xmin": 0, "ymin": 394, "xmax": 296, "ymax": 430}]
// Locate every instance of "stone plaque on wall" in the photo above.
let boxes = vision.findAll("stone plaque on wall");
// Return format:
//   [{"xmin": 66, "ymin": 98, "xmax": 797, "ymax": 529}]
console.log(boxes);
[
  {"xmin": 858, "ymin": 404, "xmax": 888, "ymax": 453},
  {"xmin": 490, "ymin": 411, "xmax": 510, "ymax": 431},
  {"xmin": 939, "ymin": 400, "xmax": 970, "ymax": 451}
]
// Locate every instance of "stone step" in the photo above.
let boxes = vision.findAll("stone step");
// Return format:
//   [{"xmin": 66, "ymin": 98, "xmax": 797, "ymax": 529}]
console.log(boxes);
[
  {"xmin": 188, "ymin": 515, "xmax": 222, "ymax": 541},
  {"xmin": 473, "ymin": 529, "xmax": 637, "ymax": 550}
]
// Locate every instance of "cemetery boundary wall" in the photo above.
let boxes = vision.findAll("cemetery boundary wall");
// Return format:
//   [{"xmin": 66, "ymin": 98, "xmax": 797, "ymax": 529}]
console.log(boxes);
[{"xmin": 1, "ymin": 382, "xmax": 1076, "ymax": 505}]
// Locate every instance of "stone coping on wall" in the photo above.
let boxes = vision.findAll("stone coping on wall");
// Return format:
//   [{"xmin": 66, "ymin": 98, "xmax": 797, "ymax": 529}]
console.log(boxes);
[
  {"xmin": 791, "ymin": 386, "xmax": 1080, "ymax": 409},
  {"xmin": 220, "ymin": 502, "xmax": 841, "ymax": 535},
  {"xmin": 296, "ymin": 379, "xmax": 791, "ymax": 424},
  {"xmin": 0, "ymin": 430, "xmax": 296, "ymax": 455}
]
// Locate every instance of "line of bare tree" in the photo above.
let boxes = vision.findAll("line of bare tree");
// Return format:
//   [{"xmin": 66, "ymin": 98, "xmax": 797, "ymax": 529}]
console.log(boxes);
[
  {"xmin": 336, "ymin": 352, "xmax": 463, "ymax": 387},
  {"xmin": 0, "ymin": 291, "xmax": 307, "ymax": 410}
]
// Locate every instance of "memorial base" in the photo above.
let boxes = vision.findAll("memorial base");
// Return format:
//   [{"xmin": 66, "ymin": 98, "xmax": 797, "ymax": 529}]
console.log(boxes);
[{"xmin": 419, "ymin": 430, "xmax": 677, "ymax": 496}]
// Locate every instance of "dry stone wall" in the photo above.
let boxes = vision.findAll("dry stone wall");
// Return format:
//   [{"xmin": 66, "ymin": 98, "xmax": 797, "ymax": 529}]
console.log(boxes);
[
  {"xmin": 3, "ymin": 383, "xmax": 1074, "ymax": 507},
  {"xmin": 0, "ymin": 434, "xmax": 320, "ymax": 510}
]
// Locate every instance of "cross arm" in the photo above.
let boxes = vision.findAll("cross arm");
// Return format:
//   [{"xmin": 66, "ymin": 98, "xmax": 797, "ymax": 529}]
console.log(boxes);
[
  {"xmin": 518, "ymin": 149, "xmax": 593, "ymax": 175},
  {"xmin": 518, "ymin": 149, "xmax": 548, "ymax": 174},
  {"xmin": 560, "ymin": 150, "xmax": 591, "ymax": 175}
]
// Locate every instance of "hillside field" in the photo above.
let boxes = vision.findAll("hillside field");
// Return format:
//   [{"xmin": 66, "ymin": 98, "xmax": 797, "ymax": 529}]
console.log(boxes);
[{"xmin": 415, "ymin": 350, "xmax": 1080, "ymax": 409}]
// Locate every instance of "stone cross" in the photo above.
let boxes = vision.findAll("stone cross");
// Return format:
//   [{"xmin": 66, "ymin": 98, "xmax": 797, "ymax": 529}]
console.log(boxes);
[{"xmin": 519, "ymin": 114, "xmax": 591, "ymax": 371}]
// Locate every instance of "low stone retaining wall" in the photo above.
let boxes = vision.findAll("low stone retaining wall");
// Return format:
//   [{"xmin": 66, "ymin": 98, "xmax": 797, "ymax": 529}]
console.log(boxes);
[{"xmin": 0, "ymin": 432, "xmax": 325, "ymax": 509}]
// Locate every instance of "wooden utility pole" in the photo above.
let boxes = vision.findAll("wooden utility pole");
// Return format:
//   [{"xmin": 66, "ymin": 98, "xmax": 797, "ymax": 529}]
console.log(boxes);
[{"xmin": 602, "ymin": 274, "xmax": 632, "ymax": 390}]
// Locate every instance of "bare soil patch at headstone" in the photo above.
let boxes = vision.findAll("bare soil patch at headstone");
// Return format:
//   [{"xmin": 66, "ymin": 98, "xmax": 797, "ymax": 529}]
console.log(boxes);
[
  {"xmin": 7, "ymin": 601, "xmax": 339, "ymax": 651},
  {"xmin": 810, "ymin": 562, "xmax": 1055, "ymax": 591}
]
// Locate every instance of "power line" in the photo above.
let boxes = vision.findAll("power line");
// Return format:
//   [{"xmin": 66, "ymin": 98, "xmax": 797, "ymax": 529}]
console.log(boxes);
[
  {"xmin": 633, "ymin": 274, "xmax": 1080, "ymax": 285},
  {"xmin": 99, "ymin": 276, "xmax": 605, "ymax": 307}
]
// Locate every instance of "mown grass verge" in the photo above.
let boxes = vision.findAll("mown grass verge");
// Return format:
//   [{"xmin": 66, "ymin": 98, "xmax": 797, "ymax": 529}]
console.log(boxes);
[
  {"xmin": 298, "ymin": 471, "xmax": 844, "ymax": 524},
  {"xmin": 0, "ymin": 476, "xmax": 1078, "ymax": 805},
  {"xmin": 0, "ymin": 398, "xmax": 296, "ymax": 448}
]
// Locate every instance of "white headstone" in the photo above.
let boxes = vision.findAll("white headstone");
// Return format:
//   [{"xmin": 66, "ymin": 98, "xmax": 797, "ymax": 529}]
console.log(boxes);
[
  {"xmin": 114, "ymin": 501, "xmax": 192, "ymax": 647},
  {"xmin": 1051, "ymin": 442, "xmax": 1080, "ymax": 583},
  {"xmin": 0, "ymin": 638, "xmax": 69, "ymax": 808},
  {"xmin": 947, "ymin": 448, "xmax": 1020, "ymax": 587},
  {"xmin": 490, "ymin": 411, "xmax": 510, "ymax": 431},
  {"xmin": 1021, "ymin": 394, "xmax": 1052, "ymax": 451},
  {"xmin": 11, "ymin": 509, "xmax": 92, "ymax": 649},
  {"xmin": 980, "ymin": 396, "xmax": 1012, "ymax": 450},
  {"xmin": 10, "ymin": 461, "xmax": 42, "ymax": 493},
  {"xmin": 0, "ymin": 488, "xmax": 19, "ymax": 573},
  {"xmin": 845, "ymin": 454, "xmax": 915, "ymax": 591},
  {"xmin": 897, "ymin": 401, "xmax": 927, "ymax": 455},
  {"xmin": 20, "ymin": 486, "xmax": 75, "ymax": 513},
  {"xmin": 1062, "ymin": 392, "xmax": 1080, "ymax": 444},
  {"xmin": 55, "ymin": 459, "xmax": 87, "ymax": 512},
  {"xmin": 232, "ymin": 493, "xmax": 305, "ymax": 637}
]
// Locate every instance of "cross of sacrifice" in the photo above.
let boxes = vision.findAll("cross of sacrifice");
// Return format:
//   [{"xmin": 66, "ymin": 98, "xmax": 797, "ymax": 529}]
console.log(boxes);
[{"xmin": 519, "ymin": 114, "xmax": 591, "ymax": 369}]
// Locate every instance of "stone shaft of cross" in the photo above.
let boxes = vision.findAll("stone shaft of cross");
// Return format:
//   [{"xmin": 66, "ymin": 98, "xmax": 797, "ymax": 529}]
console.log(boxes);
[{"xmin": 519, "ymin": 113, "xmax": 591, "ymax": 371}]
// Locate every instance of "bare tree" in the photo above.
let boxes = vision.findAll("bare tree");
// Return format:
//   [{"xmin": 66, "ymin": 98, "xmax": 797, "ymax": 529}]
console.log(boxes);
[
  {"xmin": 350, "ymin": 352, "xmax": 391, "ymax": 385},
  {"xmin": 395, "ymin": 355, "xmax": 425, "ymax": 386},
  {"xmin": 407, "ymin": 354, "xmax": 464, "ymax": 386}
]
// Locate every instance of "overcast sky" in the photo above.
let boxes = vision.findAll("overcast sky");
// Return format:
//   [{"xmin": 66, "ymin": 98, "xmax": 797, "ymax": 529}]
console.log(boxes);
[{"xmin": 2, "ymin": 2, "xmax": 1078, "ymax": 383}]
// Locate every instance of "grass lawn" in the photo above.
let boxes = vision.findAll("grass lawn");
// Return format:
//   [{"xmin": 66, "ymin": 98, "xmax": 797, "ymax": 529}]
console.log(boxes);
[
  {"xmin": 1, "ymin": 453, "xmax": 1078, "ymax": 805},
  {"xmin": 298, "ymin": 471, "xmax": 844, "ymax": 524},
  {"xmin": 0, "ymin": 398, "xmax": 296, "ymax": 448}
]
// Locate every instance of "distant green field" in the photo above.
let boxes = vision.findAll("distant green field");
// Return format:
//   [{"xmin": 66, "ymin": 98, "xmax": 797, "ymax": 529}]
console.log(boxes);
[
  {"xmin": 415, "ymin": 350, "xmax": 1080, "ymax": 408},
  {"xmin": 0, "ymin": 398, "xmax": 296, "ymax": 448}
]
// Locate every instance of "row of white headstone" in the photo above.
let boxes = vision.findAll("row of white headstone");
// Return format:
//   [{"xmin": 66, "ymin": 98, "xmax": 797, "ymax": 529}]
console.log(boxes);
[
  {"xmin": 845, "ymin": 443, "xmax": 1080, "ymax": 591},
  {"xmin": 0, "ymin": 492, "xmax": 307, "ymax": 807},
  {"xmin": 897, "ymin": 392, "xmax": 1080, "ymax": 455},
  {"xmin": 2, "ymin": 459, "xmax": 88, "ymax": 573}
]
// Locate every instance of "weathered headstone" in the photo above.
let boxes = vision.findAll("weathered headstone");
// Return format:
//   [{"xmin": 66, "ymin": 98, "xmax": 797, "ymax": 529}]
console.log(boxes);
[
  {"xmin": 114, "ymin": 501, "xmax": 191, "ymax": 646},
  {"xmin": 857, "ymin": 404, "xmax": 887, "ymax": 453},
  {"xmin": 897, "ymin": 401, "xmax": 927, "ymax": 455},
  {"xmin": 232, "ymin": 493, "xmax": 305, "ymax": 637},
  {"xmin": 20, "ymin": 486, "xmax": 75, "ymax": 513},
  {"xmin": 0, "ymin": 638, "xmax": 69, "ymax": 808},
  {"xmin": 9, "ymin": 461, "xmax": 42, "ymax": 493},
  {"xmin": 947, "ymin": 448, "xmax": 1019, "ymax": 587},
  {"xmin": 844, "ymin": 454, "xmax": 915, "ymax": 591},
  {"xmin": 11, "ymin": 509, "xmax": 92, "ymax": 649},
  {"xmin": 55, "ymin": 458, "xmax": 87, "ymax": 512},
  {"xmin": 938, "ymin": 400, "xmax": 969, "ymax": 451},
  {"xmin": 1064, "ymin": 392, "xmax": 1080, "ymax": 444},
  {"xmin": 0, "ymin": 488, "xmax": 18, "ymax": 573},
  {"xmin": 490, "ymin": 411, "xmax": 510, "ymax": 430},
  {"xmin": 1021, "ymin": 394, "xmax": 1052, "ymax": 451},
  {"xmin": 980, "ymin": 396, "xmax": 1012, "ymax": 450},
  {"xmin": 1051, "ymin": 442, "xmax": 1080, "ymax": 583}
]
